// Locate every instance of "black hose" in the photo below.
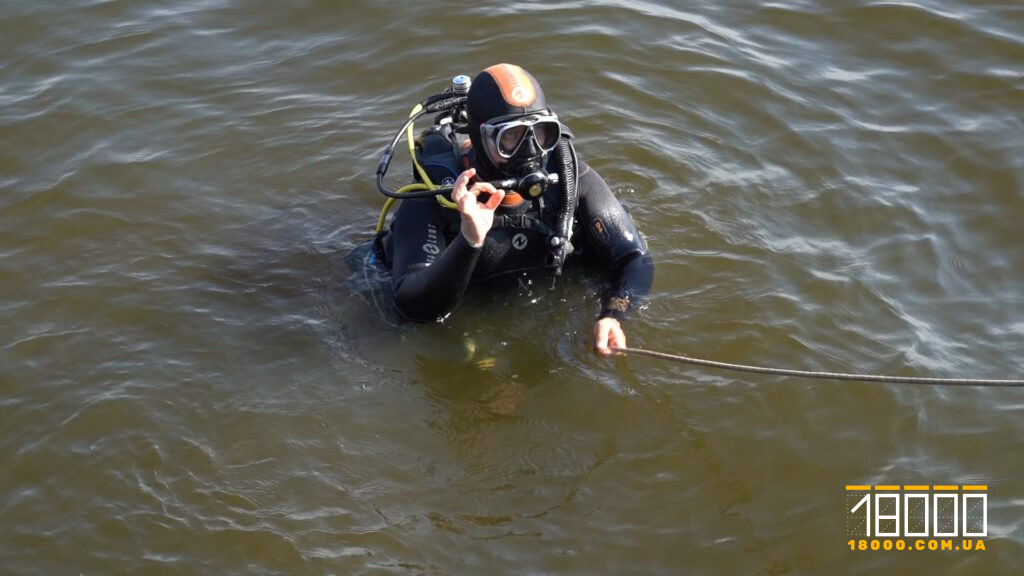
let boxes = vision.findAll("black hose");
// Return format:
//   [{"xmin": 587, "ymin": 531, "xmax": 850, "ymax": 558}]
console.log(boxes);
[
  {"xmin": 375, "ymin": 99, "xmax": 466, "ymax": 199},
  {"xmin": 549, "ymin": 137, "xmax": 579, "ymax": 274}
]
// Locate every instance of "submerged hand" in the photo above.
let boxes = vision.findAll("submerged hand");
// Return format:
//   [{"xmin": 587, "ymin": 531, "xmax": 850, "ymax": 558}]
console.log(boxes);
[
  {"xmin": 594, "ymin": 317, "xmax": 626, "ymax": 356},
  {"xmin": 452, "ymin": 168, "xmax": 505, "ymax": 248}
]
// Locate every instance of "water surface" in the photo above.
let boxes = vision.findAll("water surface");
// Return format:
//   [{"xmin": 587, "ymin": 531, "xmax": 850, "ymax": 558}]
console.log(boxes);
[{"xmin": 2, "ymin": 0, "xmax": 1022, "ymax": 574}]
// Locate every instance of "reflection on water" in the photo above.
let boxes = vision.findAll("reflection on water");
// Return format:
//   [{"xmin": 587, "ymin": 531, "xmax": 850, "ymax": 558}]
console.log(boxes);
[{"xmin": 2, "ymin": 0, "xmax": 1022, "ymax": 573}]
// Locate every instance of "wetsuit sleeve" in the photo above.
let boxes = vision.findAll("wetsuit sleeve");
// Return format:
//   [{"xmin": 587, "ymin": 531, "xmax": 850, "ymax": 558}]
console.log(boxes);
[
  {"xmin": 388, "ymin": 198, "xmax": 480, "ymax": 322},
  {"xmin": 576, "ymin": 161, "xmax": 655, "ymax": 320}
]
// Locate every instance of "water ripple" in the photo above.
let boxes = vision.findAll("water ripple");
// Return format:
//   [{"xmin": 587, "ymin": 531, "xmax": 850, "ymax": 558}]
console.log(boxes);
[{"xmin": 2, "ymin": 0, "xmax": 1023, "ymax": 574}]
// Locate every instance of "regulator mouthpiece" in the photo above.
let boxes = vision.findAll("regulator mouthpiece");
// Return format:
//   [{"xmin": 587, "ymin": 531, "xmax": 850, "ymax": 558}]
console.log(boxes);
[
  {"xmin": 515, "ymin": 158, "xmax": 555, "ymax": 198},
  {"xmin": 490, "ymin": 171, "xmax": 559, "ymax": 198},
  {"xmin": 519, "ymin": 170, "xmax": 552, "ymax": 198}
]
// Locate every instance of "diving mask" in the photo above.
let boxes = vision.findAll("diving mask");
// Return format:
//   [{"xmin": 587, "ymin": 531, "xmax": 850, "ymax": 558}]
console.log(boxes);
[{"xmin": 479, "ymin": 112, "xmax": 562, "ymax": 163}]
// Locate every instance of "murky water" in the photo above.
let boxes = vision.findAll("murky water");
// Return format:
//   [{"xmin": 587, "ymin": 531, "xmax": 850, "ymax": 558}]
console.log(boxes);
[{"xmin": 2, "ymin": 1, "xmax": 1022, "ymax": 574}]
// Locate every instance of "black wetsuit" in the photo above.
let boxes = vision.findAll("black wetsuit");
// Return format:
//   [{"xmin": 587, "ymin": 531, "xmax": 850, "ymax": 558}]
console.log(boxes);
[{"xmin": 378, "ymin": 157, "xmax": 654, "ymax": 323}]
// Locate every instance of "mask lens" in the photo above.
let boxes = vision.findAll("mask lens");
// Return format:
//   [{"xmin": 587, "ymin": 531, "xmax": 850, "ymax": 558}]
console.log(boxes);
[
  {"xmin": 498, "ymin": 125, "xmax": 528, "ymax": 156},
  {"xmin": 485, "ymin": 114, "xmax": 561, "ymax": 160},
  {"xmin": 533, "ymin": 121, "xmax": 561, "ymax": 150}
]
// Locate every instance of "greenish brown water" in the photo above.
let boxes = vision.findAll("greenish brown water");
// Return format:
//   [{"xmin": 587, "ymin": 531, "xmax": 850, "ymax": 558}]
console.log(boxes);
[{"xmin": 2, "ymin": 1, "xmax": 1022, "ymax": 574}]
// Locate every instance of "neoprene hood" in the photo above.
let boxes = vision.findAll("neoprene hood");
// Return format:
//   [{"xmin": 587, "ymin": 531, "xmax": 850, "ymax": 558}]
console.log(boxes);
[{"xmin": 467, "ymin": 64, "xmax": 551, "ymax": 178}]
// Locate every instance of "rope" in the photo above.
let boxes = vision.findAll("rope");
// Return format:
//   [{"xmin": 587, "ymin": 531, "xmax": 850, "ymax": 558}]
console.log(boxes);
[{"xmin": 611, "ymin": 347, "xmax": 1024, "ymax": 387}]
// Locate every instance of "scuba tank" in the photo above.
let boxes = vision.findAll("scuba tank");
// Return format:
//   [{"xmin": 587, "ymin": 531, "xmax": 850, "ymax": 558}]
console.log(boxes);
[
  {"xmin": 413, "ymin": 75, "xmax": 471, "ymax": 188},
  {"xmin": 373, "ymin": 74, "xmax": 580, "ymax": 274}
]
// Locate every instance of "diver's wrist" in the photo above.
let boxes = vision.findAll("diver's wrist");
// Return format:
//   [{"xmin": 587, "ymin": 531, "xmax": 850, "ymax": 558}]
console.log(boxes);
[
  {"xmin": 597, "ymin": 309, "xmax": 626, "ymax": 321},
  {"xmin": 459, "ymin": 228, "xmax": 485, "ymax": 249},
  {"xmin": 598, "ymin": 296, "xmax": 631, "ymax": 321},
  {"xmin": 461, "ymin": 232, "xmax": 484, "ymax": 248},
  {"xmin": 460, "ymin": 222, "xmax": 487, "ymax": 248}
]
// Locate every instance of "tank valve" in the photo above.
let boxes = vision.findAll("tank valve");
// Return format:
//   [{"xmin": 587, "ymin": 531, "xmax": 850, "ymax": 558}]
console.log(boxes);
[{"xmin": 452, "ymin": 75, "xmax": 472, "ymax": 96}]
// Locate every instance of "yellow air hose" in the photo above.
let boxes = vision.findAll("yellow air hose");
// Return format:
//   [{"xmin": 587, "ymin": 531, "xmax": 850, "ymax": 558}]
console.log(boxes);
[{"xmin": 375, "ymin": 104, "xmax": 458, "ymax": 234}]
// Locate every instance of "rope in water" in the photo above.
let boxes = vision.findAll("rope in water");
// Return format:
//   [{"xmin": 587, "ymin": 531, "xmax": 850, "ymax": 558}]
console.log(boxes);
[{"xmin": 611, "ymin": 347, "xmax": 1024, "ymax": 387}]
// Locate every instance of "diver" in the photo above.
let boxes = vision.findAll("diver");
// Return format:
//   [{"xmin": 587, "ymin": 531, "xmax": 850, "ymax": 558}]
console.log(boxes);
[{"xmin": 373, "ymin": 63, "xmax": 654, "ymax": 356}]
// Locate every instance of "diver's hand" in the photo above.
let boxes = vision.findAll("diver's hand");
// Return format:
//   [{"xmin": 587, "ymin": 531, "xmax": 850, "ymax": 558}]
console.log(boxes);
[
  {"xmin": 594, "ymin": 317, "xmax": 626, "ymax": 356},
  {"xmin": 453, "ymin": 168, "xmax": 505, "ymax": 248}
]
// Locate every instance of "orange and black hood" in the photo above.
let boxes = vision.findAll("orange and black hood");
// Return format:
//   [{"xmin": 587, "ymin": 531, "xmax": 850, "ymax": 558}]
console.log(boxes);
[
  {"xmin": 467, "ymin": 63, "xmax": 549, "ymax": 122},
  {"xmin": 467, "ymin": 64, "xmax": 551, "ymax": 178}
]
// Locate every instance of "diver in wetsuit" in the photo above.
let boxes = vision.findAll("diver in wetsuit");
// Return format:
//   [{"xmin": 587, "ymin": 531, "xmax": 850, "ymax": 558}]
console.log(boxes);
[{"xmin": 378, "ymin": 64, "xmax": 654, "ymax": 356}]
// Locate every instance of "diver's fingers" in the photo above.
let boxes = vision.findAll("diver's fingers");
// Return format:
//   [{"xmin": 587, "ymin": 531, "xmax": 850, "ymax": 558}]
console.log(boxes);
[
  {"xmin": 468, "ymin": 181, "xmax": 497, "ymax": 197},
  {"xmin": 594, "ymin": 317, "xmax": 624, "ymax": 357},
  {"xmin": 456, "ymin": 186, "xmax": 476, "ymax": 213},
  {"xmin": 594, "ymin": 322, "xmax": 610, "ymax": 355},
  {"xmin": 608, "ymin": 322, "xmax": 626, "ymax": 353},
  {"xmin": 481, "ymin": 189, "xmax": 505, "ymax": 211},
  {"xmin": 452, "ymin": 168, "xmax": 477, "ymax": 202}
]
